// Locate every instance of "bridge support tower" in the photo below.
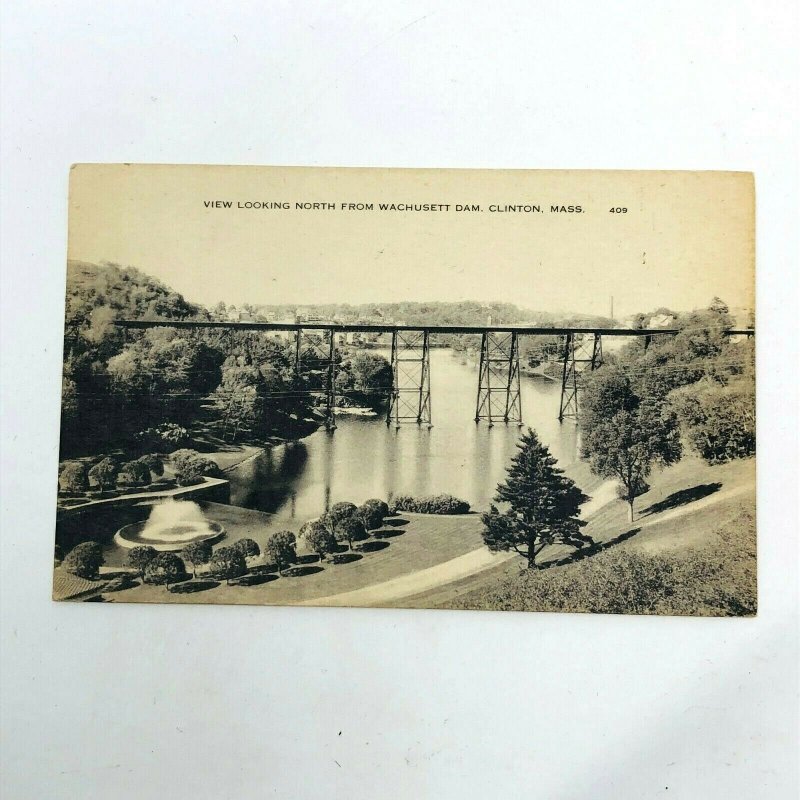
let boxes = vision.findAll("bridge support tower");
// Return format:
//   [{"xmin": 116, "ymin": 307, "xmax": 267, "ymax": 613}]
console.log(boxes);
[
  {"xmin": 295, "ymin": 327, "xmax": 337, "ymax": 430},
  {"xmin": 558, "ymin": 333, "xmax": 603, "ymax": 422},
  {"xmin": 475, "ymin": 331, "xmax": 523, "ymax": 426},
  {"xmin": 387, "ymin": 329, "xmax": 432, "ymax": 427}
]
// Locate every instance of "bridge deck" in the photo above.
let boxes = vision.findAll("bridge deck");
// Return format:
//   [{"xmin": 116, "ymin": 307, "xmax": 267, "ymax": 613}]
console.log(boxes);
[{"xmin": 114, "ymin": 319, "xmax": 755, "ymax": 336}]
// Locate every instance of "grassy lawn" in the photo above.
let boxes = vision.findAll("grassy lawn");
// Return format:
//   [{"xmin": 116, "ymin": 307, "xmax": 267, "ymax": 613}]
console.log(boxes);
[
  {"xmin": 394, "ymin": 456, "xmax": 755, "ymax": 610},
  {"xmin": 439, "ymin": 493, "xmax": 757, "ymax": 616},
  {"xmin": 92, "ymin": 511, "xmax": 485, "ymax": 605}
]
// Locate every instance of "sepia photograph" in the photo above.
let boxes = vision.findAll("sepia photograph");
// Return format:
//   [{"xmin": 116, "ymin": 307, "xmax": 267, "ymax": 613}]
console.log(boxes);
[
  {"xmin": 55, "ymin": 165, "xmax": 756, "ymax": 615},
  {"xmin": 3, "ymin": 4, "xmax": 797, "ymax": 798}
]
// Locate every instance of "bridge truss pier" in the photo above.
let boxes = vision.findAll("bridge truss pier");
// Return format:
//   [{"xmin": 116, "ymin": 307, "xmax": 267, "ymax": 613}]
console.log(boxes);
[
  {"xmin": 387, "ymin": 329, "xmax": 432, "ymax": 427},
  {"xmin": 558, "ymin": 333, "xmax": 603, "ymax": 422},
  {"xmin": 295, "ymin": 327, "xmax": 337, "ymax": 430},
  {"xmin": 475, "ymin": 331, "xmax": 523, "ymax": 426}
]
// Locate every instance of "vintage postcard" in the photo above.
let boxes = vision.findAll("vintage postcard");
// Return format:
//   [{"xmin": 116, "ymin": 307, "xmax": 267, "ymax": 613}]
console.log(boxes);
[{"xmin": 55, "ymin": 165, "xmax": 755, "ymax": 615}]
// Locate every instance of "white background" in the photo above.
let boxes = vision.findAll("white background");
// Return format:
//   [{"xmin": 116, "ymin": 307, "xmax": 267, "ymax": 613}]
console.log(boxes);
[{"xmin": 1, "ymin": 2, "xmax": 798, "ymax": 798}]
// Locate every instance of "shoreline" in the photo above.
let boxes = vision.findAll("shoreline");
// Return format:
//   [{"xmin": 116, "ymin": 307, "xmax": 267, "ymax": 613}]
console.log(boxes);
[
  {"xmin": 218, "ymin": 445, "xmax": 267, "ymax": 473},
  {"xmin": 209, "ymin": 416, "xmax": 606, "ymax": 522}
]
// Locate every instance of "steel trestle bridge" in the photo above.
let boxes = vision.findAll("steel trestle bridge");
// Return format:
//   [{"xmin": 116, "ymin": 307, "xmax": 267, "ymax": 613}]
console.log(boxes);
[{"xmin": 115, "ymin": 320, "xmax": 754, "ymax": 431}]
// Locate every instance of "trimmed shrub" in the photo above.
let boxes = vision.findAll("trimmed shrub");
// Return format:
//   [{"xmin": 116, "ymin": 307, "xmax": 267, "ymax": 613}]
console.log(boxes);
[
  {"xmin": 265, "ymin": 531, "xmax": 297, "ymax": 575},
  {"xmin": 119, "ymin": 459, "xmax": 151, "ymax": 487},
  {"xmin": 390, "ymin": 494, "xmax": 415, "ymax": 512},
  {"xmin": 128, "ymin": 545, "xmax": 158, "ymax": 578},
  {"xmin": 59, "ymin": 461, "xmax": 89, "ymax": 494},
  {"xmin": 232, "ymin": 538, "xmax": 260, "ymax": 559},
  {"xmin": 171, "ymin": 449, "xmax": 201, "ymax": 471},
  {"xmin": 171, "ymin": 449, "xmax": 222, "ymax": 486},
  {"xmin": 196, "ymin": 456, "xmax": 223, "ymax": 479},
  {"xmin": 390, "ymin": 494, "xmax": 470, "ymax": 515},
  {"xmin": 63, "ymin": 541, "xmax": 104, "ymax": 579},
  {"xmin": 300, "ymin": 520, "xmax": 337, "ymax": 562},
  {"xmin": 144, "ymin": 553, "xmax": 186, "ymax": 587},
  {"xmin": 359, "ymin": 498, "xmax": 390, "ymax": 531},
  {"xmin": 335, "ymin": 515, "xmax": 368, "ymax": 550},
  {"xmin": 210, "ymin": 546, "xmax": 247, "ymax": 584},
  {"xmin": 181, "ymin": 540, "xmax": 213, "ymax": 577},
  {"xmin": 325, "ymin": 502, "xmax": 358, "ymax": 530},
  {"xmin": 88, "ymin": 457, "xmax": 120, "ymax": 491},
  {"xmin": 138, "ymin": 453, "xmax": 164, "ymax": 478},
  {"xmin": 175, "ymin": 458, "xmax": 206, "ymax": 486}
]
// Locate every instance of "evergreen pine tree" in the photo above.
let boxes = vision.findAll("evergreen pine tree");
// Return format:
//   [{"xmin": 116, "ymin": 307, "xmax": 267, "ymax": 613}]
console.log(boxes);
[{"xmin": 482, "ymin": 429, "xmax": 590, "ymax": 568}]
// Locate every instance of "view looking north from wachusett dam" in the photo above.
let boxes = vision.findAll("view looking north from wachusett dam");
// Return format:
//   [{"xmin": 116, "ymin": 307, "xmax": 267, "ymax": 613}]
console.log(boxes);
[{"xmin": 55, "ymin": 260, "xmax": 756, "ymax": 614}]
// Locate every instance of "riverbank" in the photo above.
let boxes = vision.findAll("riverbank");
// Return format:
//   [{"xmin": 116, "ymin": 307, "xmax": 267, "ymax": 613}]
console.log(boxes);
[{"xmin": 216, "ymin": 444, "xmax": 267, "ymax": 473}]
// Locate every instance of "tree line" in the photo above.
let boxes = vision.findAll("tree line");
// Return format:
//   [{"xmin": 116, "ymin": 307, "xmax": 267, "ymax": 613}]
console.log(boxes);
[{"xmin": 60, "ymin": 261, "xmax": 394, "ymax": 456}]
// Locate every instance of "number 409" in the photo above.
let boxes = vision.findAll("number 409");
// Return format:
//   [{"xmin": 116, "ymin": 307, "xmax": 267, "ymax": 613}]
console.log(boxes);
[{"xmin": 609, "ymin": 207, "xmax": 627, "ymax": 213}]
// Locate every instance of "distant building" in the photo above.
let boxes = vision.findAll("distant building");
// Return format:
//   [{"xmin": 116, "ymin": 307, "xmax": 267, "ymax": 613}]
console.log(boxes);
[
  {"xmin": 295, "ymin": 307, "xmax": 327, "ymax": 324},
  {"xmin": 648, "ymin": 313, "xmax": 677, "ymax": 329},
  {"xmin": 271, "ymin": 317, "xmax": 295, "ymax": 343}
]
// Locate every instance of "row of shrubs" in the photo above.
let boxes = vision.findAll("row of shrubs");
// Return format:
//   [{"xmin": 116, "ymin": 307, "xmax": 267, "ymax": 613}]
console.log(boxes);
[
  {"xmin": 389, "ymin": 494, "xmax": 470, "ymax": 515},
  {"xmin": 297, "ymin": 498, "xmax": 390, "ymax": 561},
  {"xmin": 60, "ymin": 538, "xmax": 269, "ymax": 587},
  {"xmin": 59, "ymin": 497, "xmax": 396, "ymax": 587},
  {"xmin": 59, "ymin": 493, "xmax": 472, "ymax": 589},
  {"xmin": 58, "ymin": 454, "xmax": 165, "ymax": 495},
  {"xmin": 57, "ymin": 449, "xmax": 222, "ymax": 497}
]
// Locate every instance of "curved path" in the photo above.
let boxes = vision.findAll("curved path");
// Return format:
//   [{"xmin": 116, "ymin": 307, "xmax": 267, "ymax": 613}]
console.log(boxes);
[
  {"xmin": 302, "ymin": 479, "xmax": 619, "ymax": 607},
  {"xmin": 299, "ymin": 546, "xmax": 515, "ymax": 607}
]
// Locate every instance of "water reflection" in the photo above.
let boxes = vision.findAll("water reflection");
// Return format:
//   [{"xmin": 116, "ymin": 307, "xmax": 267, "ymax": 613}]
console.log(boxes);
[
  {"xmin": 229, "ymin": 439, "xmax": 309, "ymax": 513},
  {"xmin": 321, "ymin": 429, "xmax": 334, "ymax": 514},
  {"xmin": 228, "ymin": 349, "xmax": 581, "ymax": 520}
]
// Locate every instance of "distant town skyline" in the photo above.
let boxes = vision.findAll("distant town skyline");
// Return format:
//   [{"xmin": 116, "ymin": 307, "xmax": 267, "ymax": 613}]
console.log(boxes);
[
  {"xmin": 68, "ymin": 165, "xmax": 755, "ymax": 321},
  {"xmin": 187, "ymin": 295, "xmax": 747, "ymax": 321}
]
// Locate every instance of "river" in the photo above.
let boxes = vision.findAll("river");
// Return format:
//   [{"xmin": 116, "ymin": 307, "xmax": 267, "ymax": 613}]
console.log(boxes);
[{"xmin": 227, "ymin": 348, "xmax": 586, "ymax": 521}]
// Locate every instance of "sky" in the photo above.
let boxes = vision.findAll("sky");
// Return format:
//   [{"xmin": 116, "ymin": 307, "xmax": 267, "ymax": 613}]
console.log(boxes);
[{"xmin": 67, "ymin": 165, "xmax": 755, "ymax": 318}]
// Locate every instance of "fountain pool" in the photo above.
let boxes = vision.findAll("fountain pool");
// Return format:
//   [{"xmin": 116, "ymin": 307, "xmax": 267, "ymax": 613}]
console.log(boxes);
[{"xmin": 114, "ymin": 498, "xmax": 225, "ymax": 552}]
